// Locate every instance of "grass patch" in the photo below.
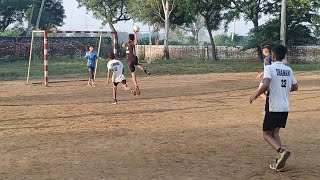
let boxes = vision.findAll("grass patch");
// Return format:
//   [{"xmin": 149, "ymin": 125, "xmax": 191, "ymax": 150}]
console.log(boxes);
[{"xmin": 0, "ymin": 58, "xmax": 319, "ymax": 81}]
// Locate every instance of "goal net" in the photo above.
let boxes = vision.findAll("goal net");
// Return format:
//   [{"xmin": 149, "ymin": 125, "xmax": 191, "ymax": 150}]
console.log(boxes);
[{"xmin": 27, "ymin": 30, "xmax": 118, "ymax": 86}]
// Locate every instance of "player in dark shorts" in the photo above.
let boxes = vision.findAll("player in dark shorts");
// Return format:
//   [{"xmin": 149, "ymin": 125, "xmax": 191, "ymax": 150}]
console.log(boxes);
[{"xmin": 122, "ymin": 34, "xmax": 151, "ymax": 95}]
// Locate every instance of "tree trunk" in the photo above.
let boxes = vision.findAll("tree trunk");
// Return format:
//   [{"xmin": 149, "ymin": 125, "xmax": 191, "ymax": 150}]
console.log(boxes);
[
  {"xmin": 207, "ymin": 28, "xmax": 216, "ymax": 60},
  {"xmin": 252, "ymin": 17, "xmax": 263, "ymax": 61},
  {"xmin": 162, "ymin": 0, "xmax": 169, "ymax": 59}
]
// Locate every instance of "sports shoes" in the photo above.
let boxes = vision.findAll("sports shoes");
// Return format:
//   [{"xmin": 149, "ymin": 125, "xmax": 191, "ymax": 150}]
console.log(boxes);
[
  {"xmin": 270, "ymin": 158, "xmax": 284, "ymax": 172},
  {"xmin": 130, "ymin": 88, "xmax": 136, "ymax": 96},
  {"xmin": 135, "ymin": 86, "xmax": 141, "ymax": 95},
  {"xmin": 112, "ymin": 99, "xmax": 118, "ymax": 104},
  {"xmin": 276, "ymin": 149, "xmax": 291, "ymax": 171},
  {"xmin": 144, "ymin": 70, "xmax": 151, "ymax": 76}
]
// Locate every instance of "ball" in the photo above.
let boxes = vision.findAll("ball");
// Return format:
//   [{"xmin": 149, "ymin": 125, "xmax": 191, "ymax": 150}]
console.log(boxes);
[{"xmin": 133, "ymin": 26, "xmax": 140, "ymax": 33}]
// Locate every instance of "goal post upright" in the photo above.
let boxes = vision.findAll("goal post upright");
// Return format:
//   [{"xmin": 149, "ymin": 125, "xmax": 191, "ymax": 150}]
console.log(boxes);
[
  {"xmin": 94, "ymin": 33, "xmax": 103, "ymax": 80},
  {"xmin": 27, "ymin": 30, "xmax": 36, "ymax": 84},
  {"xmin": 43, "ymin": 30, "xmax": 48, "ymax": 86},
  {"xmin": 27, "ymin": 30, "xmax": 118, "ymax": 86}
]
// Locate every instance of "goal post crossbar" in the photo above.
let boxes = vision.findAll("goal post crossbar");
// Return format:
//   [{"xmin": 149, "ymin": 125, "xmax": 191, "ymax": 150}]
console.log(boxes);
[{"xmin": 27, "ymin": 30, "xmax": 118, "ymax": 86}]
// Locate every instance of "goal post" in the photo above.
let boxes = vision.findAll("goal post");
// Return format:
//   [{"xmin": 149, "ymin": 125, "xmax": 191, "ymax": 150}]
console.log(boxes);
[{"xmin": 27, "ymin": 30, "xmax": 118, "ymax": 86}]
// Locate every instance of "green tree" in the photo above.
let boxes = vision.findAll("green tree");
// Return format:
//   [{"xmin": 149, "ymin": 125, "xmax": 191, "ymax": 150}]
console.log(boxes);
[
  {"xmin": 26, "ymin": 0, "xmax": 65, "ymax": 30},
  {"xmin": 76, "ymin": 0, "xmax": 130, "ymax": 32},
  {"xmin": 0, "ymin": 0, "xmax": 32, "ymax": 31},
  {"xmin": 246, "ymin": 0, "xmax": 320, "ymax": 48},
  {"xmin": 128, "ymin": 0, "xmax": 194, "ymax": 59},
  {"xmin": 187, "ymin": 0, "xmax": 230, "ymax": 60}
]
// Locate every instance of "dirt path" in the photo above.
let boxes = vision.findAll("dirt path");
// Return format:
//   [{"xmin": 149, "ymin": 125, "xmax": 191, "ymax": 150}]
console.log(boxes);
[{"xmin": 0, "ymin": 72, "xmax": 319, "ymax": 179}]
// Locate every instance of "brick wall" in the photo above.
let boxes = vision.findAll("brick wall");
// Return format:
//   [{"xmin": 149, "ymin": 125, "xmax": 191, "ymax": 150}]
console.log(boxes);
[
  {"xmin": 138, "ymin": 45, "xmax": 320, "ymax": 63},
  {"xmin": 0, "ymin": 37, "xmax": 112, "ymax": 60}
]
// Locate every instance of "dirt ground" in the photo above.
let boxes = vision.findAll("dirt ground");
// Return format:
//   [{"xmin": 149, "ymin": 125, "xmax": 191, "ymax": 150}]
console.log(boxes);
[{"xmin": 0, "ymin": 72, "xmax": 319, "ymax": 179}]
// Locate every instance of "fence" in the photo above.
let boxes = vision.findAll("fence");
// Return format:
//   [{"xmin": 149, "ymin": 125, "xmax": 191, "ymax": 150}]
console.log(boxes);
[{"xmin": 138, "ymin": 45, "xmax": 320, "ymax": 63}]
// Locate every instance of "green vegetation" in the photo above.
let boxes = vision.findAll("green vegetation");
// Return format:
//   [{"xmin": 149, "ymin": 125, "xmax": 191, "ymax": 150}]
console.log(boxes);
[{"xmin": 0, "ymin": 58, "xmax": 319, "ymax": 81}]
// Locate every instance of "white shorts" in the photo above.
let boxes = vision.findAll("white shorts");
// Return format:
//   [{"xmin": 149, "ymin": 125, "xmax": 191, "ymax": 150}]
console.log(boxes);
[{"xmin": 112, "ymin": 74, "xmax": 126, "ymax": 83}]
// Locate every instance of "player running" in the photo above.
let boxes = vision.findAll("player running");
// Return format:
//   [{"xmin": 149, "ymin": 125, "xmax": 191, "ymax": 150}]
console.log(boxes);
[
  {"xmin": 250, "ymin": 45, "xmax": 298, "ymax": 172},
  {"xmin": 106, "ymin": 53, "xmax": 136, "ymax": 104},
  {"xmin": 256, "ymin": 45, "xmax": 273, "ymax": 100},
  {"xmin": 122, "ymin": 33, "xmax": 151, "ymax": 95}
]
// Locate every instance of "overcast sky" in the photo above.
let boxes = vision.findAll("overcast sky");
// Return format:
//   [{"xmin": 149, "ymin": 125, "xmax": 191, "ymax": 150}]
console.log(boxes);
[{"xmin": 61, "ymin": 0, "xmax": 268, "ymax": 36}]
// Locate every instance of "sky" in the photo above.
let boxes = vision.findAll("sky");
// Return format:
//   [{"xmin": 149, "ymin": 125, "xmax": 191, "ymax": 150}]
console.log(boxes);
[{"xmin": 61, "ymin": 0, "xmax": 268, "ymax": 36}]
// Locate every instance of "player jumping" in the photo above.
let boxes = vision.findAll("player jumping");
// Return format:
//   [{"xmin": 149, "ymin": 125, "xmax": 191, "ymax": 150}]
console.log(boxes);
[
  {"xmin": 122, "ymin": 33, "xmax": 151, "ymax": 95},
  {"xmin": 250, "ymin": 45, "xmax": 298, "ymax": 172},
  {"xmin": 106, "ymin": 53, "xmax": 136, "ymax": 104}
]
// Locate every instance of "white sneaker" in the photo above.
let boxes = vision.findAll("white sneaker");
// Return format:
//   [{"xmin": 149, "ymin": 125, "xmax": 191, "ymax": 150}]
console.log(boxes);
[{"xmin": 112, "ymin": 99, "xmax": 117, "ymax": 104}]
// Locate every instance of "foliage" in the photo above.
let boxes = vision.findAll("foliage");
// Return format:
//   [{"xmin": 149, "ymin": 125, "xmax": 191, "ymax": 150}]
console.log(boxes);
[
  {"xmin": 186, "ymin": 0, "xmax": 230, "ymax": 60},
  {"xmin": 0, "ymin": 27, "xmax": 25, "ymax": 36},
  {"xmin": 128, "ymin": 0, "xmax": 193, "ymax": 27},
  {"xmin": 26, "ymin": 0, "xmax": 65, "ymax": 30},
  {"xmin": 76, "ymin": 0, "xmax": 130, "ymax": 31},
  {"xmin": 0, "ymin": 0, "xmax": 32, "ymax": 31},
  {"xmin": 214, "ymin": 34, "xmax": 248, "ymax": 46}
]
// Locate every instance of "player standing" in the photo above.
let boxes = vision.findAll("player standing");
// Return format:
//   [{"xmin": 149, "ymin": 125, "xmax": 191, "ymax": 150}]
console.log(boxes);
[
  {"xmin": 122, "ymin": 33, "xmax": 151, "ymax": 95},
  {"xmin": 106, "ymin": 53, "xmax": 136, "ymax": 104},
  {"xmin": 250, "ymin": 45, "xmax": 298, "ymax": 172},
  {"xmin": 85, "ymin": 45, "xmax": 98, "ymax": 87},
  {"xmin": 256, "ymin": 45, "xmax": 273, "ymax": 100}
]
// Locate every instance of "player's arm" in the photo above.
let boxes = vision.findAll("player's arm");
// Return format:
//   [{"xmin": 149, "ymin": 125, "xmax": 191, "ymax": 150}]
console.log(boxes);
[
  {"xmin": 134, "ymin": 32, "xmax": 138, "ymax": 45},
  {"xmin": 290, "ymin": 72, "xmax": 298, "ymax": 92},
  {"xmin": 291, "ymin": 83, "xmax": 298, "ymax": 92},
  {"xmin": 256, "ymin": 72, "xmax": 264, "ymax": 79},
  {"xmin": 106, "ymin": 69, "xmax": 111, "ymax": 84},
  {"xmin": 84, "ymin": 52, "xmax": 89, "ymax": 58},
  {"xmin": 250, "ymin": 78, "xmax": 270, "ymax": 103}
]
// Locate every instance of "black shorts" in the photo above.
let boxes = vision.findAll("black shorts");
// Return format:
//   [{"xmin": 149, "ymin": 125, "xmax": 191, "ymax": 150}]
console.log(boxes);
[
  {"xmin": 127, "ymin": 56, "xmax": 140, "ymax": 73},
  {"xmin": 113, "ymin": 80, "xmax": 127, "ymax": 87},
  {"xmin": 88, "ymin": 66, "xmax": 95, "ymax": 79},
  {"xmin": 263, "ymin": 112, "xmax": 288, "ymax": 131}
]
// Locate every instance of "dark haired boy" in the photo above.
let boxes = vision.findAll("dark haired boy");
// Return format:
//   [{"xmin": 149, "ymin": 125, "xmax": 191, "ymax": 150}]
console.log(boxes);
[
  {"xmin": 250, "ymin": 45, "xmax": 298, "ymax": 171},
  {"xmin": 256, "ymin": 45, "xmax": 273, "ymax": 100},
  {"xmin": 122, "ymin": 33, "xmax": 151, "ymax": 95}
]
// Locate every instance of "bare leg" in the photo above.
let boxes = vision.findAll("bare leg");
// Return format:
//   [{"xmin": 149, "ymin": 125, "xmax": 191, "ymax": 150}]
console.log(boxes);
[
  {"xmin": 263, "ymin": 131, "xmax": 281, "ymax": 151},
  {"xmin": 131, "ymin": 72, "xmax": 138, "ymax": 87},
  {"xmin": 87, "ymin": 78, "xmax": 91, "ymax": 86},
  {"xmin": 137, "ymin": 64, "xmax": 145, "ymax": 71},
  {"xmin": 91, "ymin": 79, "xmax": 95, "ymax": 87},
  {"xmin": 122, "ymin": 84, "xmax": 131, "ymax": 91},
  {"xmin": 272, "ymin": 128, "xmax": 281, "ymax": 154},
  {"xmin": 113, "ymin": 86, "xmax": 117, "ymax": 100},
  {"xmin": 137, "ymin": 64, "xmax": 151, "ymax": 75}
]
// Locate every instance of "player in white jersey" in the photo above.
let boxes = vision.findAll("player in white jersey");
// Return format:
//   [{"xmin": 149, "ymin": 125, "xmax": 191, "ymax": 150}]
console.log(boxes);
[
  {"xmin": 106, "ymin": 53, "xmax": 136, "ymax": 104},
  {"xmin": 250, "ymin": 45, "xmax": 298, "ymax": 172},
  {"xmin": 256, "ymin": 45, "xmax": 273, "ymax": 100}
]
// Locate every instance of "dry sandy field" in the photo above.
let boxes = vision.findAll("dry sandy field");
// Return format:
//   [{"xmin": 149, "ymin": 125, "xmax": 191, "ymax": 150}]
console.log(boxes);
[{"xmin": 0, "ymin": 72, "xmax": 319, "ymax": 179}]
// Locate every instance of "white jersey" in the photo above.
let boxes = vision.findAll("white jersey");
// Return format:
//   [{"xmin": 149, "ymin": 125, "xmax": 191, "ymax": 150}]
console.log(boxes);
[
  {"xmin": 107, "ymin": 60, "xmax": 125, "ymax": 83},
  {"xmin": 264, "ymin": 61, "xmax": 297, "ymax": 112}
]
